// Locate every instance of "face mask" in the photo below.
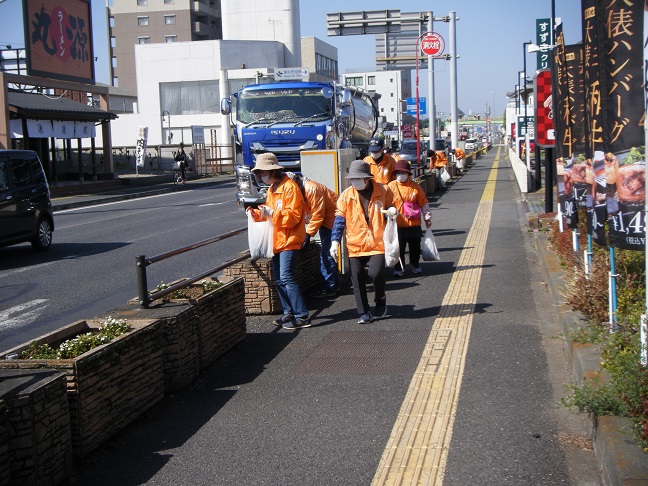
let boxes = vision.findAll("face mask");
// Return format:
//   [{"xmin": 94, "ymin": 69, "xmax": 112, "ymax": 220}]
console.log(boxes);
[
  {"xmin": 350, "ymin": 179, "xmax": 367, "ymax": 190},
  {"xmin": 260, "ymin": 174, "xmax": 273, "ymax": 185},
  {"xmin": 396, "ymin": 174, "xmax": 409, "ymax": 183},
  {"xmin": 370, "ymin": 151, "xmax": 382, "ymax": 160}
]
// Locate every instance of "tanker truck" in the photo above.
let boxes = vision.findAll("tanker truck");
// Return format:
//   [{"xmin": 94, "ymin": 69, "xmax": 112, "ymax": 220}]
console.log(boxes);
[{"xmin": 220, "ymin": 81, "xmax": 380, "ymax": 207}]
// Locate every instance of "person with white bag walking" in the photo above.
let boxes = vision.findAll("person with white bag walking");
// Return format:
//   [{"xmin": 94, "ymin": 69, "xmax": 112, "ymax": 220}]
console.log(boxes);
[
  {"xmin": 387, "ymin": 160, "xmax": 432, "ymax": 276},
  {"xmin": 330, "ymin": 160, "xmax": 397, "ymax": 324},
  {"xmin": 247, "ymin": 153, "xmax": 311, "ymax": 330}
]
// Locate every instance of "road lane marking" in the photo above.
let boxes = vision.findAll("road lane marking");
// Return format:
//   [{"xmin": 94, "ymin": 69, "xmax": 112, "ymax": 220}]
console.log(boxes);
[
  {"xmin": 0, "ymin": 299, "xmax": 50, "ymax": 333},
  {"xmin": 372, "ymin": 147, "xmax": 501, "ymax": 485}
]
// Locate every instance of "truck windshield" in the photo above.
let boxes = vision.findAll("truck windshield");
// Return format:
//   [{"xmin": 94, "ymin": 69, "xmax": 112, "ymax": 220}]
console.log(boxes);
[{"xmin": 238, "ymin": 88, "xmax": 333, "ymax": 125}]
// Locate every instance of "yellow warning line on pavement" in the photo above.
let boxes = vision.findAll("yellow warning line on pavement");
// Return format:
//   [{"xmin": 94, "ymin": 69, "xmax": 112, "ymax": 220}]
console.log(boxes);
[{"xmin": 372, "ymin": 147, "xmax": 502, "ymax": 486}]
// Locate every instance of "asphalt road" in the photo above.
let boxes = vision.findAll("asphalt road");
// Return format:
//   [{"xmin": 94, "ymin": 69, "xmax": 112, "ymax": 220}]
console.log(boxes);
[{"xmin": 0, "ymin": 180, "xmax": 246, "ymax": 351}]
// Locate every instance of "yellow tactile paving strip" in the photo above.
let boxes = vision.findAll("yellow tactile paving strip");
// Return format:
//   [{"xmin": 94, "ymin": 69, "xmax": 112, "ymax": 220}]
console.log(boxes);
[{"xmin": 372, "ymin": 148, "xmax": 501, "ymax": 486}]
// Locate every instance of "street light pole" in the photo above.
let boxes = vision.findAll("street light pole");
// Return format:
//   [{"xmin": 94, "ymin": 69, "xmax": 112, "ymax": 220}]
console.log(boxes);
[{"xmin": 523, "ymin": 40, "xmax": 532, "ymax": 191}]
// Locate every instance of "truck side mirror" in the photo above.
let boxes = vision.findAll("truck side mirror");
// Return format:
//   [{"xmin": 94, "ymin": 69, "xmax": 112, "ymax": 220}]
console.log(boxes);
[
  {"xmin": 338, "ymin": 90, "xmax": 352, "ymax": 108},
  {"xmin": 220, "ymin": 98, "xmax": 231, "ymax": 115}
]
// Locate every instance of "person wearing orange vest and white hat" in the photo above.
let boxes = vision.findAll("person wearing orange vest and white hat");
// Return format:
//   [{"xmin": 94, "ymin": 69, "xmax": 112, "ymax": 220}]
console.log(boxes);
[
  {"xmin": 330, "ymin": 160, "xmax": 397, "ymax": 324},
  {"xmin": 387, "ymin": 160, "xmax": 432, "ymax": 276},
  {"xmin": 363, "ymin": 137, "xmax": 397, "ymax": 185},
  {"xmin": 248, "ymin": 153, "xmax": 311, "ymax": 330}
]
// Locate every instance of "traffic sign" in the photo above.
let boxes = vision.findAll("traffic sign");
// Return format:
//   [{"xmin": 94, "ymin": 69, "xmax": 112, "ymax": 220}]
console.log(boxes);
[
  {"xmin": 406, "ymin": 97, "xmax": 426, "ymax": 115},
  {"xmin": 420, "ymin": 33, "xmax": 445, "ymax": 57}
]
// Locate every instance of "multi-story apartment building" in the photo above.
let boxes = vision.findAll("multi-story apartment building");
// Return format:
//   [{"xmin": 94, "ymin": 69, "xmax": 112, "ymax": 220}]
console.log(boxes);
[{"xmin": 108, "ymin": 0, "xmax": 223, "ymax": 92}]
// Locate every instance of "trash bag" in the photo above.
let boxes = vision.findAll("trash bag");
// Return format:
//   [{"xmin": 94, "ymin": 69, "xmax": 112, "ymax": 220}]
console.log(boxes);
[
  {"xmin": 422, "ymin": 228, "xmax": 440, "ymax": 261},
  {"xmin": 247, "ymin": 210, "xmax": 274, "ymax": 260},
  {"xmin": 383, "ymin": 216, "xmax": 400, "ymax": 267},
  {"xmin": 440, "ymin": 167, "xmax": 451, "ymax": 184}
]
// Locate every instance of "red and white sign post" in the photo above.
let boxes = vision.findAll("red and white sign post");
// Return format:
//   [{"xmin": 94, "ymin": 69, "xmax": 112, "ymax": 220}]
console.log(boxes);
[{"xmin": 420, "ymin": 33, "xmax": 445, "ymax": 57}]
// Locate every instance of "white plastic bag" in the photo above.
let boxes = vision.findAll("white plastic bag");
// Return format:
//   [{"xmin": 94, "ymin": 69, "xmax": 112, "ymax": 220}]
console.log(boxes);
[
  {"xmin": 440, "ymin": 167, "xmax": 451, "ymax": 184},
  {"xmin": 422, "ymin": 228, "xmax": 440, "ymax": 261},
  {"xmin": 383, "ymin": 216, "xmax": 400, "ymax": 268},
  {"xmin": 247, "ymin": 210, "xmax": 274, "ymax": 260}
]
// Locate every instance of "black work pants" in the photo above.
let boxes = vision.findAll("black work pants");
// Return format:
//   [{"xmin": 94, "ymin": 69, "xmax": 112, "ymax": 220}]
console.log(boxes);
[
  {"xmin": 349, "ymin": 254, "xmax": 386, "ymax": 315},
  {"xmin": 397, "ymin": 226, "xmax": 423, "ymax": 271}
]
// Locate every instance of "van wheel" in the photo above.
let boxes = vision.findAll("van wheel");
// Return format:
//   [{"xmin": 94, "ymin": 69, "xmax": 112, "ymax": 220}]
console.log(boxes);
[{"xmin": 31, "ymin": 217, "xmax": 53, "ymax": 251}]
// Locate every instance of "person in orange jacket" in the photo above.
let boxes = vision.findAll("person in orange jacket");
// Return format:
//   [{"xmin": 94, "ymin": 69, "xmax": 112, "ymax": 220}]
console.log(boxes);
[
  {"xmin": 248, "ymin": 153, "xmax": 310, "ymax": 330},
  {"xmin": 452, "ymin": 147, "xmax": 466, "ymax": 172},
  {"xmin": 363, "ymin": 137, "xmax": 397, "ymax": 185},
  {"xmin": 429, "ymin": 149, "xmax": 449, "ymax": 189},
  {"xmin": 330, "ymin": 160, "xmax": 397, "ymax": 324},
  {"xmin": 387, "ymin": 160, "xmax": 432, "ymax": 276},
  {"xmin": 287, "ymin": 172, "xmax": 340, "ymax": 298}
]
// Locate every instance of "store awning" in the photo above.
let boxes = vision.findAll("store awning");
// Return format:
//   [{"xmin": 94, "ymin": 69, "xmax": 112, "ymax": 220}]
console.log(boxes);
[{"xmin": 8, "ymin": 91, "xmax": 118, "ymax": 122}]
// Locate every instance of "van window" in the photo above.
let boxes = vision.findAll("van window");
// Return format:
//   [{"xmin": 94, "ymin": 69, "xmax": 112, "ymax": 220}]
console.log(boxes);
[
  {"xmin": 0, "ymin": 160, "xmax": 8, "ymax": 191},
  {"xmin": 29, "ymin": 156, "xmax": 46, "ymax": 184},
  {"xmin": 9, "ymin": 158, "xmax": 33, "ymax": 187}
]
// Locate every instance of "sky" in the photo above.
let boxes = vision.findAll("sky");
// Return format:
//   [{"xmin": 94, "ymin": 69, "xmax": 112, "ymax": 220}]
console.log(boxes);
[{"xmin": 0, "ymin": 0, "xmax": 583, "ymax": 118}]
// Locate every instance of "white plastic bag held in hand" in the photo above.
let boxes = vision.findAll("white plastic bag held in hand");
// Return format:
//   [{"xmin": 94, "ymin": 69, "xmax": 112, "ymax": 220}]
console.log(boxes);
[
  {"xmin": 247, "ymin": 210, "xmax": 274, "ymax": 260},
  {"xmin": 383, "ymin": 216, "xmax": 400, "ymax": 267},
  {"xmin": 422, "ymin": 227, "xmax": 440, "ymax": 261}
]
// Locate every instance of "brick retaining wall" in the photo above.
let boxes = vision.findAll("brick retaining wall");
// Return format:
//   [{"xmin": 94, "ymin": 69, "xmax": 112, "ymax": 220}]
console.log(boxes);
[{"xmin": 0, "ymin": 369, "xmax": 73, "ymax": 485}]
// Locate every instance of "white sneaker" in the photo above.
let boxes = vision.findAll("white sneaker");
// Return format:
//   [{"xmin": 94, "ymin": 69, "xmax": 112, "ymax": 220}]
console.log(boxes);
[
  {"xmin": 393, "ymin": 270, "xmax": 404, "ymax": 277},
  {"xmin": 412, "ymin": 267, "xmax": 422, "ymax": 274}
]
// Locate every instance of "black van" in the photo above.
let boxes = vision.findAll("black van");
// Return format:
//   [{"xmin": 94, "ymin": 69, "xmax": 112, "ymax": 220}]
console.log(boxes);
[{"xmin": 0, "ymin": 150, "xmax": 54, "ymax": 251}]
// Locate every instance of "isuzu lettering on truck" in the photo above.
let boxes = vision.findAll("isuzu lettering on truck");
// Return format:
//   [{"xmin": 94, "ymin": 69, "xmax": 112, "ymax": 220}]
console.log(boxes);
[{"xmin": 221, "ymin": 81, "xmax": 380, "ymax": 207}]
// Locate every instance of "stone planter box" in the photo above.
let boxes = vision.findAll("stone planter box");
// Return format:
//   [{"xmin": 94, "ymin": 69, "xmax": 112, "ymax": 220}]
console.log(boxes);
[
  {"xmin": 0, "ymin": 368, "xmax": 73, "ymax": 485},
  {"xmin": 128, "ymin": 277, "xmax": 247, "ymax": 373},
  {"xmin": 418, "ymin": 173, "xmax": 436, "ymax": 197},
  {"xmin": 0, "ymin": 318, "xmax": 163, "ymax": 459}
]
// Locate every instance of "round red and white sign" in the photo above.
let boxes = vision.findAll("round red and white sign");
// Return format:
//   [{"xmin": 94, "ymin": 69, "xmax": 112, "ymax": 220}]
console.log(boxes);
[{"xmin": 421, "ymin": 33, "xmax": 445, "ymax": 57}]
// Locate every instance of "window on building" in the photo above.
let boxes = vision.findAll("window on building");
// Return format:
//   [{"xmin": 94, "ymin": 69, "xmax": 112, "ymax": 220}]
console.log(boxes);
[
  {"xmin": 346, "ymin": 76, "xmax": 363, "ymax": 87},
  {"xmin": 164, "ymin": 15, "xmax": 176, "ymax": 25},
  {"xmin": 138, "ymin": 37, "xmax": 150, "ymax": 44},
  {"xmin": 165, "ymin": 35, "xmax": 177, "ymax": 43},
  {"xmin": 113, "ymin": 77, "xmax": 119, "ymax": 87},
  {"xmin": 110, "ymin": 36, "xmax": 116, "ymax": 48},
  {"xmin": 109, "ymin": 17, "xmax": 115, "ymax": 28},
  {"xmin": 137, "ymin": 0, "xmax": 147, "ymax": 6},
  {"xmin": 160, "ymin": 80, "xmax": 220, "ymax": 115},
  {"xmin": 137, "ymin": 16, "xmax": 149, "ymax": 26},
  {"xmin": 381, "ymin": 108, "xmax": 384, "ymax": 112},
  {"xmin": 367, "ymin": 76, "xmax": 375, "ymax": 85},
  {"xmin": 112, "ymin": 56, "xmax": 117, "ymax": 68},
  {"xmin": 164, "ymin": 0, "xmax": 174, "ymax": 4}
]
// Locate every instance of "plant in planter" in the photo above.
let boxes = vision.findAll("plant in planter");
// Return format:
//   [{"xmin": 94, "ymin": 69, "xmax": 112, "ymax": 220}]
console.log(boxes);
[
  {"xmin": 152, "ymin": 278, "xmax": 223, "ymax": 301},
  {"xmin": 23, "ymin": 317, "xmax": 132, "ymax": 359}
]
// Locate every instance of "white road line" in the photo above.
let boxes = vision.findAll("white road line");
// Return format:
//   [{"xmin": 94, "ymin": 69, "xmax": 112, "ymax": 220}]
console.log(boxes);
[{"xmin": 0, "ymin": 299, "xmax": 50, "ymax": 332}]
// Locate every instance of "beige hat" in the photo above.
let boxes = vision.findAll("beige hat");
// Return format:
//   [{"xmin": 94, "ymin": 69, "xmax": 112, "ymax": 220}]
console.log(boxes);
[{"xmin": 252, "ymin": 152, "xmax": 283, "ymax": 172}]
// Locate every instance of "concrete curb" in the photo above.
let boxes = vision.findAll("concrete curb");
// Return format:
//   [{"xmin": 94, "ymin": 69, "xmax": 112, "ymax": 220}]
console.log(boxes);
[
  {"xmin": 52, "ymin": 176, "xmax": 235, "ymax": 211},
  {"xmin": 535, "ymin": 231, "xmax": 648, "ymax": 485}
]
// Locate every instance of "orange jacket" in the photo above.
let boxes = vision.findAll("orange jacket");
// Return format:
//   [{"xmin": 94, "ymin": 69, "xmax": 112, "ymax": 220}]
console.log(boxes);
[
  {"xmin": 363, "ymin": 153, "xmax": 397, "ymax": 185},
  {"xmin": 303, "ymin": 178, "xmax": 338, "ymax": 236},
  {"xmin": 430, "ymin": 151, "xmax": 448, "ymax": 170},
  {"xmin": 387, "ymin": 179, "xmax": 429, "ymax": 228},
  {"xmin": 335, "ymin": 181, "xmax": 393, "ymax": 257},
  {"xmin": 453, "ymin": 148, "xmax": 465, "ymax": 160},
  {"xmin": 250, "ymin": 175, "xmax": 306, "ymax": 253}
]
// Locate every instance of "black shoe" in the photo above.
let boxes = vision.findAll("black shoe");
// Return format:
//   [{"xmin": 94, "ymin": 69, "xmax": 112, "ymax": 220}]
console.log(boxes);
[
  {"xmin": 310, "ymin": 288, "xmax": 337, "ymax": 298},
  {"xmin": 283, "ymin": 317, "xmax": 312, "ymax": 329},
  {"xmin": 374, "ymin": 297, "xmax": 387, "ymax": 318},
  {"xmin": 273, "ymin": 314, "xmax": 293, "ymax": 326}
]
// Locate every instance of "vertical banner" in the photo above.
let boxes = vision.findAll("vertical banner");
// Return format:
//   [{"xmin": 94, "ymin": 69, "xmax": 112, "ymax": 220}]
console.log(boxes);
[
  {"xmin": 536, "ymin": 18, "xmax": 553, "ymax": 70},
  {"xmin": 603, "ymin": 0, "xmax": 645, "ymax": 250},
  {"xmin": 135, "ymin": 126, "xmax": 148, "ymax": 169},
  {"xmin": 553, "ymin": 24, "xmax": 579, "ymax": 228},
  {"xmin": 566, "ymin": 45, "xmax": 589, "ymax": 210},
  {"xmin": 582, "ymin": 0, "xmax": 608, "ymax": 246}
]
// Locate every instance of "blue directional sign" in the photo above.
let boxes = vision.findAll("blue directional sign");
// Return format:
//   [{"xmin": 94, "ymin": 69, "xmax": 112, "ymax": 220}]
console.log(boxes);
[{"xmin": 406, "ymin": 97, "xmax": 426, "ymax": 115}]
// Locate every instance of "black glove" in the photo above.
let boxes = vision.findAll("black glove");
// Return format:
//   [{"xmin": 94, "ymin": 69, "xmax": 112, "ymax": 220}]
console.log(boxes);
[{"xmin": 301, "ymin": 234, "xmax": 311, "ymax": 250}]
